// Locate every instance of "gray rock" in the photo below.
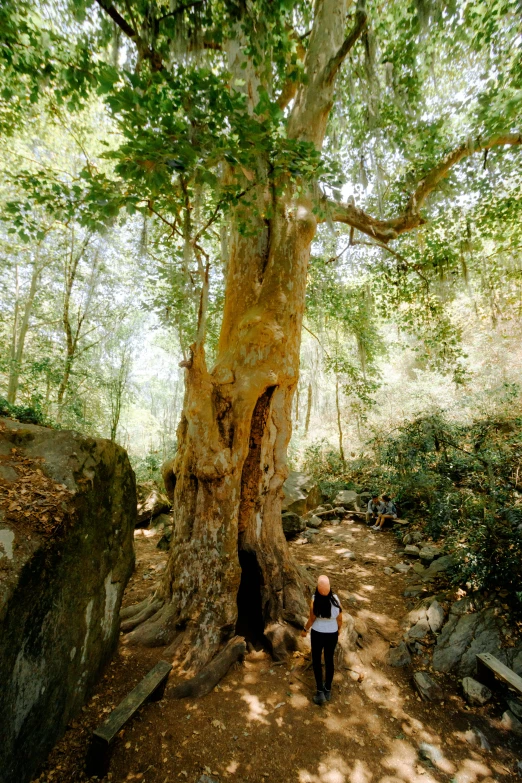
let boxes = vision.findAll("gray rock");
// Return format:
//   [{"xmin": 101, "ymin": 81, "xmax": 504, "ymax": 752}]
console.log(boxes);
[
  {"xmin": 411, "ymin": 532, "xmax": 424, "ymax": 543},
  {"xmin": 413, "ymin": 671, "xmax": 443, "ymax": 700},
  {"xmin": 333, "ymin": 506, "xmax": 347, "ymax": 517},
  {"xmin": 404, "ymin": 545, "xmax": 420, "ymax": 558},
  {"xmin": 387, "ymin": 641, "xmax": 412, "ymax": 667},
  {"xmin": 406, "ymin": 606, "xmax": 428, "ymax": 626},
  {"xmin": 450, "ymin": 597, "xmax": 476, "ymax": 616},
  {"xmin": 0, "ymin": 464, "xmax": 18, "ymax": 482},
  {"xmin": 384, "ymin": 567, "xmax": 394, "ymax": 575},
  {"xmin": 156, "ymin": 526, "xmax": 173, "ymax": 551},
  {"xmin": 422, "ymin": 555, "xmax": 455, "ymax": 582},
  {"xmin": 333, "ymin": 489, "xmax": 358, "ymax": 507},
  {"xmin": 419, "ymin": 545, "xmax": 441, "ymax": 563},
  {"xmin": 402, "ymin": 533, "xmax": 413, "ymax": 545},
  {"xmin": 151, "ymin": 513, "xmax": 172, "ymax": 533},
  {"xmin": 408, "ymin": 619, "xmax": 430, "ymax": 640},
  {"xmin": 136, "ymin": 480, "xmax": 170, "ymax": 526},
  {"xmin": 404, "ymin": 586, "xmax": 424, "ymax": 597},
  {"xmin": 0, "ymin": 417, "xmax": 135, "ymax": 783},
  {"xmin": 433, "ymin": 602, "xmax": 522, "ymax": 677},
  {"xmin": 427, "ymin": 600, "xmax": 445, "ymax": 633},
  {"xmin": 516, "ymin": 760, "xmax": 522, "ymax": 777},
  {"xmin": 282, "ymin": 472, "xmax": 322, "ymax": 516},
  {"xmin": 508, "ymin": 700, "xmax": 522, "ymax": 719},
  {"xmin": 462, "ymin": 677, "xmax": 492, "ymax": 705},
  {"xmin": 501, "ymin": 710, "xmax": 522, "ymax": 735},
  {"xmin": 342, "ymin": 551, "xmax": 356, "ymax": 560},
  {"xmin": 412, "ymin": 562, "xmax": 426, "ymax": 575},
  {"xmin": 394, "ymin": 562, "xmax": 410, "ymax": 574},
  {"xmin": 198, "ymin": 776, "xmax": 219, "ymax": 783},
  {"xmin": 306, "ymin": 514, "xmax": 323, "ymax": 529},
  {"xmin": 419, "ymin": 742, "xmax": 443, "ymax": 763},
  {"xmin": 463, "ymin": 728, "xmax": 490, "ymax": 751},
  {"xmin": 281, "ymin": 511, "xmax": 305, "ymax": 539}
]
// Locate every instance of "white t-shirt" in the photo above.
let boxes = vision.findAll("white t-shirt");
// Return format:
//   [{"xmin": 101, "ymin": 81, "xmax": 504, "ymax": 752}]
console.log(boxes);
[{"xmin": 311, "ymin": 594, "xmax": 341, "ymax": 634}]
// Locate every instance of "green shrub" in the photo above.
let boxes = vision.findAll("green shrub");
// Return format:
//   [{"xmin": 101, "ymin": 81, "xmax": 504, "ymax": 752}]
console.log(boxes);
[{"xmin": 0, "ymin": 396, "xmax": 53, "ymax": 426}]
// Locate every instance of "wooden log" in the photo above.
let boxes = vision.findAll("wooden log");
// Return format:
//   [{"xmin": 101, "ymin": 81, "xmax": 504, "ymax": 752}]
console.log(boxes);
[
  {"xmin": 476, "ymin": 652, "xmax": 522, "ymax": 696},
  {"xmin": 86, "ymin": 660, "xmax": 172, "ymax": 778},
  {"xmin": 169, "ymin": 636, "xmax": 246, "ymax": 700}
]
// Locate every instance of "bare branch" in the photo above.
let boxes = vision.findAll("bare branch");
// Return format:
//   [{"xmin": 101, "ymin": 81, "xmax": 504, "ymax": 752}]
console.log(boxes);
[{"xmin": 324, "ymin": 6, "xmax": 368, "ymax": 84}]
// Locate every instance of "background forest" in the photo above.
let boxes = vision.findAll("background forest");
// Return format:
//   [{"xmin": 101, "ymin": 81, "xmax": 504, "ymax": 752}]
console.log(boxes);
[{"xmin": 1, "ymin": 0, "xmax": 521, "ymax": 604}]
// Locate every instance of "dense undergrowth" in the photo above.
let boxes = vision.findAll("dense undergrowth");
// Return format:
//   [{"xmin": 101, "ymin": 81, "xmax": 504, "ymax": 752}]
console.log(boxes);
[
  {"xmin": 0, "ymin": 396, "xmax": 54, "ymax": 427},
  {"xmin": 302, "ymin": 412, "xmax": 522, "ymax": 614}
]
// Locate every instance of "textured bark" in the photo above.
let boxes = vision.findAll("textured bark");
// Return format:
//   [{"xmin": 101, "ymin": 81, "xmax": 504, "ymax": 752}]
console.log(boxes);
[{"xmin": 122, "ymin": 0, "xmax": 363, "ymax": 672}]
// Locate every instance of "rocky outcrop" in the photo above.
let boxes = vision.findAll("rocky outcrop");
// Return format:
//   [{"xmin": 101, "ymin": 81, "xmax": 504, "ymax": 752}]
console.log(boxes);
[
  {"xmin": 282, "ymin": 472, "xmax": 322, "ymax": 516},
  {"xmin": 136, "ymin": 480, "xmax": 170, "ymax": 527},
  {"xmin": 0, "ymin": 417, "xmax": 135, "ymax": 783},
  {"xmin": 432, "ymin": 597, "xmax": 522, "ymax": 677},
  {"xmin": 281, "ymin": 511, "xmax": 305, "ymax": 539}
]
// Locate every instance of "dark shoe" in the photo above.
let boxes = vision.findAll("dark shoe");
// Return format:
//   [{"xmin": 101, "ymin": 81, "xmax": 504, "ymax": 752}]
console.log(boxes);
[
  {"xmin": 313, "ymin": 689, "xmax": 326, "ymax": 705},
  {"xmin": 323, "ymin": 687, "xmax": 332, "ymax": 702}
]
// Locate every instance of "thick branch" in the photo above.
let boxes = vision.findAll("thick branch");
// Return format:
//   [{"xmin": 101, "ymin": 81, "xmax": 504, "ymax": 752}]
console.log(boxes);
[
  {"xmin": 94, "ymin": 0, "xmax": 164, "ymax": 70},
  {"xmin": 404, "ymin": 132, "xmax": 522, "ymax": 216},
  {"xmin": 325, "ymin": 132, "xmax": 522, "ymax": 242},
  {"xmin": 94, "ymin": 0, "xmax": 137, "ymax": 39},
  {"xmin": 324, "ymin": 7, "xmax": 368, "ymax": 84},
  {"xmin": 321, "ymin": 199, "xmax": 403, "ymax": 243}
]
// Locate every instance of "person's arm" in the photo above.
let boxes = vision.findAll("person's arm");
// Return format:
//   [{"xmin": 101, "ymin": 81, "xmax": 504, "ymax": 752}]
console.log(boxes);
[
  {"xmin": 301, "ymin": 600, "xmax": 316, "ymax": 637},
  {"xmin": 336, "ymin": 605, "xmax": 343, "ymax": 632}
]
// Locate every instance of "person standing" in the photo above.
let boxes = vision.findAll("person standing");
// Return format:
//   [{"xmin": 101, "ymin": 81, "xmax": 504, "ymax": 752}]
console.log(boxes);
[{"xmin": 301, "ymin": 575, "xmax": 343, "ymax": 705}]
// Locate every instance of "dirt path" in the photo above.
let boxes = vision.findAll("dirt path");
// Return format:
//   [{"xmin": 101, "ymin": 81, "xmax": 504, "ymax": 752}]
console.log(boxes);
[{"xmin": 33, "ymin": 519, "xmax": 518, "ymax": 783}]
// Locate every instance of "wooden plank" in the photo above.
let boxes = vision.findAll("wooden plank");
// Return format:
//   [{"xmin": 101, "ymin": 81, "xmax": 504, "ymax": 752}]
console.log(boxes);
[
  {"xmin": 94, "ymin": 660, "xmax": 172, "ymax": 744},
  {"xmin": 476, "ymin": 653, "xmax": 522, "ymax": 695}
]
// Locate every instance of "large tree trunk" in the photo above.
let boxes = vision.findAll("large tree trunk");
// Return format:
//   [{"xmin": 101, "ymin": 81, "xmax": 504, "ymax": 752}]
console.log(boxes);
[
  {"xmin": 123, "ymin": 0, "xmax": 360, "ymax": 674},
  {"xmin": 125, "ymin": 191, "xmax": 316, "ymax": 671}
]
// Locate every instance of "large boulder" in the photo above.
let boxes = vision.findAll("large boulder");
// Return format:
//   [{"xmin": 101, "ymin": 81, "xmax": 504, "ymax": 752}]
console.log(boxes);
[
  {"xmin": 333, "ymin": 489, "xmax": 358, "ymax": 510},
  {"xmin": 432, "ymin": 598, "xmax": 522, "ymax": 677},
  {"xmin": 136, "ymin": 480, "xmax": 170, "ymax": 526},
  {"xmin": 0, "ymin": 417, "xmax": 135, "ymax": 783},
  {"xmin": 282, "ymin": 472, "xmax": 322, "ymax": 516}
]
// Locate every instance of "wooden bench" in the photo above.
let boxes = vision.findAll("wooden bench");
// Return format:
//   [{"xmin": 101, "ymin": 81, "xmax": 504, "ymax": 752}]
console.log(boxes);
[
  {"xmin": 476, "ymin": 652, "xmax": 522, "ymax": 696},
  {"xmin": 86, "ymin": 660, "xmax": 172, "ymax": 777}
]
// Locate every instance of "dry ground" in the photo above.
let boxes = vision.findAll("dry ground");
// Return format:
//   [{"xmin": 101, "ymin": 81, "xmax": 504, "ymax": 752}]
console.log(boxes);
[{"xmin": 32, "ymin": 518, "xmax": 521, "ymax": 783}]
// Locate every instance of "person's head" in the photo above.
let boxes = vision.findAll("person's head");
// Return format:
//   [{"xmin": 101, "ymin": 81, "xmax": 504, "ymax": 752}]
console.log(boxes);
[
  {"xmin": 372, "ymin": 494, "xmax": 380, "ymax": 502},
  {"xmin": 313, "ymin": 575, "xmax": 340, "ymax": 618},
  {"xmin": 382, "ymin": 494, "xmax": 391, "ymax": 502},
  {"xmin": 317, "ymin": 574, "xmax": 330, "ymax": 595}
]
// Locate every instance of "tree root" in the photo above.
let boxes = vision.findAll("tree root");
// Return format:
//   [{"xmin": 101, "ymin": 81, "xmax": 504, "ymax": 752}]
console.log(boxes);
[
  {"xmin": 122, "ymin": 602, "xmax": 178, "ymax": 648},
  {"xmin": 120, "ymin": 599, "xmax": 164, "ymax": 632},
  {"xmin": 168, "ymin": 636, "xmax": 246, "ymax": 699}
]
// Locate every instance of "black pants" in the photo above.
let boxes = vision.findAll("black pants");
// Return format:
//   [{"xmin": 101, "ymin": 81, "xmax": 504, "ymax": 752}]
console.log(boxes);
[{"xmin": 311, "ymin": 629, "xmax": 338, "ymax": 690}]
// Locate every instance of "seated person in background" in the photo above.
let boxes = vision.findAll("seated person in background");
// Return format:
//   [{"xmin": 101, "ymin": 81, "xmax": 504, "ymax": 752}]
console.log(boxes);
[
  {"xmin": 366, "ymin": 494, "xmax": 383, "ymax": 526},
  {"xmin": 372, "ymin": 495, "xmax": 397, "ymax": 531}
]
